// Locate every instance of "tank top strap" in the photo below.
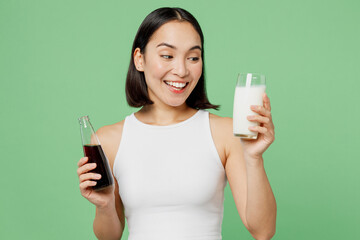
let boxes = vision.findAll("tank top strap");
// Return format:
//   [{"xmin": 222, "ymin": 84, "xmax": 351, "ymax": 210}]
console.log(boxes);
[{"xmin": 198, "ymin": 110, "xmax": 226, "ymax": 171}]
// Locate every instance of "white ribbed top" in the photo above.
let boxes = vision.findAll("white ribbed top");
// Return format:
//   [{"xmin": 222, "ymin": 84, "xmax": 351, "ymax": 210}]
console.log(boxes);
[{"xmin": 113, "ymin": 110, "xmax": 227, "ymax": 240}]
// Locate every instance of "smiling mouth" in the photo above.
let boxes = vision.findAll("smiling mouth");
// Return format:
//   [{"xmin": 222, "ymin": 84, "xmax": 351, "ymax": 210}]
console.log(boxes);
[{"xmin": 164, "ymin": 81, "xmax": 189, "ymax": 90}]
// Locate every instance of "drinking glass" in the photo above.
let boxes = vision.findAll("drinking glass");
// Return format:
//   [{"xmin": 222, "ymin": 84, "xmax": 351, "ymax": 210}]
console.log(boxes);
[{"xmin": 233, "ymin": 73, "xmax": 266, "ymax": 139}]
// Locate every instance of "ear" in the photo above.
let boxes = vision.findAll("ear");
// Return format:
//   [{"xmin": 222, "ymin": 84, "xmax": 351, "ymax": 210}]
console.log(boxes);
[{"xmin": 133, "ymin": 48, "xmax": 144, "ymax": 72}]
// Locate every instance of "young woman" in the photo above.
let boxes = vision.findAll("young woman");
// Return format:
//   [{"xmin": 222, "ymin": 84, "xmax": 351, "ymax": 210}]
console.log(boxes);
[{"xmin": 77, "ymin": 7, "xmax": 276, "ymax": 240}]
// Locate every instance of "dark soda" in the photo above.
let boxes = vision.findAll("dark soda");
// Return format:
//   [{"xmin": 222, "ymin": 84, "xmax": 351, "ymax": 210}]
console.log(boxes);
[{"xmin": 83, "ymin": 144, "xmax": 113, "ymax": 190}]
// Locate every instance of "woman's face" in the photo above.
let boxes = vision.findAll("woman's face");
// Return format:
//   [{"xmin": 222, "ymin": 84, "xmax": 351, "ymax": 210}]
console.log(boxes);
[{"xmin": 134, "ymin": 20, "xmax": 203, "ymax": 108}]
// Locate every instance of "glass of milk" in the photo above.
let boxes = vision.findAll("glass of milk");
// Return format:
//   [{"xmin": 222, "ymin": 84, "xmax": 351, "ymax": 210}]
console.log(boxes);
[{"xmin": 233, "ymin": 73, "xmax": 266, "ymax": 139}]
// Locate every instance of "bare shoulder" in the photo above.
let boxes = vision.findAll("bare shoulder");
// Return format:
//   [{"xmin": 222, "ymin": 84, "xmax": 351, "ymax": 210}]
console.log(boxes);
[
  {"xmin": 209, "ymin": 113, "xmax": 234, "ymax": 142},
  {"xmin": 96, "ymin": 120, "xmax": 125, "ymax": 167},
  {"xmin": 209, "ymin": 113, "xmax": 233, "ymax": 131},
  {"xmin": 96, "ymin": 120, "xmax": 125, "ymax": 140}
]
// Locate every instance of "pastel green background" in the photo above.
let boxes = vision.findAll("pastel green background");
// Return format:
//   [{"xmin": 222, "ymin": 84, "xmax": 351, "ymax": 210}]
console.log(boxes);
[{"xmin": 1, "ymin": 0, "xmax": 359, "ymax": 239}]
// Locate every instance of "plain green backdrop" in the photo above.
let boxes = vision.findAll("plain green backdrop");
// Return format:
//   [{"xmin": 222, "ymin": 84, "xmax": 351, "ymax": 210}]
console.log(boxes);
[{"xmin": 1, "ymin": 0, "xmax": 359, "ymax": 239}]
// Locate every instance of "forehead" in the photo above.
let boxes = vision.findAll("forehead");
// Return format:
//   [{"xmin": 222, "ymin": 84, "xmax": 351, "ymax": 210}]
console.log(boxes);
[{"xmin": 148, "ymin": 21, "xmax": 202, "ymax": 49}]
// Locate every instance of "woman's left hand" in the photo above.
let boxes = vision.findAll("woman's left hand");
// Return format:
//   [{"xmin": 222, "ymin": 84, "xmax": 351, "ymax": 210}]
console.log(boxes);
[{"xmin": 240, "ymin": 92, "xmax": 275, "ymax": 160}]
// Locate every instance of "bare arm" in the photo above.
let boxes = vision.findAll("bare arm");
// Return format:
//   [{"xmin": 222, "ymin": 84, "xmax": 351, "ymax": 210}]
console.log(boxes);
[
  {"xmin": 77, "ymin": 122, "xmax": 125, "ymax": 240},
  {"xmin": 244, "ymin": 156, "xmax": 276, "ymax": 239},
  {"xmin": 93, "ymin": 178, "xmax": 125, "ymax": 240},
  {"xmin": 224, "ymin": 126, "xmax": 276, "ymax": 239},
  {"xmin": 242, "ymin": 93, "xmax": 276, "ymax": 238},
  {"xmin": 220, "ymin": 93, "xmax": 277, "ymax": 239}
]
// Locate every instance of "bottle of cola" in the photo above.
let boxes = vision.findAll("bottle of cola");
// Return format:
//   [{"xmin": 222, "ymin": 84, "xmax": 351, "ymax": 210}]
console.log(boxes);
[{"xmin": 78, "ymin": 116, "xmax": 113, "ymax": 190}]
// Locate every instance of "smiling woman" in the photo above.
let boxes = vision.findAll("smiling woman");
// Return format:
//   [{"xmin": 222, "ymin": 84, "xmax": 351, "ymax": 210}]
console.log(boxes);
[
  {"xmin": 133, "ymin": 20, "xmax": 204, "ymax": 108},
  {"xmin": 76, "ymin": 7, "xmax": 277, "ymax": 240},
  {"xmin": 125, "ymin": 8, "xmax": 219, "ymax": 111}
]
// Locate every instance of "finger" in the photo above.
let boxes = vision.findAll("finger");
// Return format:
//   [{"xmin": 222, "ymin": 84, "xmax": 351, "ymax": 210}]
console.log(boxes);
[
  {"xmin": 247, "ymin": 115, "xmax": 270, "ymax": 124},
  {"xmin": 77, "ymin": 163, "xmax": 97, "ymax": 176},
  {"xmin": 80, "ymin": 180, "xmax": 97, "ymax": 190},
  {"xmin": 77, "ymin": 157, "xmax": 89, "ymax": 167},
  {"xmin": 249, "ymin": 125, "xmax": 268, "ymax": 134},
  {"xmin": 250, "ymin": 105, "xmax": 271, "ymax": 117},
  {"xmin": 263, "ymin": 93, "xmax": 271, "ymax": 111},
  {"xmin": 79, "ymin": 172, "xmax": 102, "ymax": 183}
]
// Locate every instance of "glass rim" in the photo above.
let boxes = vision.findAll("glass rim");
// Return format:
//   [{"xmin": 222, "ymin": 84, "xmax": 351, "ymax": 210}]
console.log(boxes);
[
  {"xmin": 237, "ymin": 72, "xmax": 265, "ymax": 76},
  {"xmin": 237, "ymin": 73, "xmax": 266, "ymax": 87},
  {"xmin": 78, "ymin": 115, "xmax": 89, "ymax": 121}
]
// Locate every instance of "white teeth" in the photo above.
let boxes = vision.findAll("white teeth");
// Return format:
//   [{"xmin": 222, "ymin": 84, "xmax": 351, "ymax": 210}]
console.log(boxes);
[{"xmin": 165, "ymin": 81, "xmax": 186, "ymax": 88}]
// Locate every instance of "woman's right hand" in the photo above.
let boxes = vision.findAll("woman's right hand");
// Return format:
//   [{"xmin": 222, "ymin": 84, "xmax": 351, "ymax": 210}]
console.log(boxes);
[{"xmin": 77, "ymin": 157, "xmax": 115, "ymax": 208}]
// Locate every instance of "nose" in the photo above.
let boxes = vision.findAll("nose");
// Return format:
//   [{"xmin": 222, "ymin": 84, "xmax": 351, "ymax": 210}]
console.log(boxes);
[{"xmin": 172, "ymin": 58, "xmax": 189, "ymax": 78}]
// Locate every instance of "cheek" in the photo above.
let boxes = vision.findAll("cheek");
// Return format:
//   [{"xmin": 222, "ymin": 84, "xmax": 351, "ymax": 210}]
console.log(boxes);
[
  {"xmin": 147, "ymin": 60, "xmax": 169, "ymax": 79},
  {"xmin": 191, "ymin": 63, "xmax": 203, "ymax": 80}
]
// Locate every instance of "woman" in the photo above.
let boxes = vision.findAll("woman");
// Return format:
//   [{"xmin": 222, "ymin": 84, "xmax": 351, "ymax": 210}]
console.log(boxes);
[{"xmin": 77, "ymin": 7, "xmax": 276, "ymax": 240}]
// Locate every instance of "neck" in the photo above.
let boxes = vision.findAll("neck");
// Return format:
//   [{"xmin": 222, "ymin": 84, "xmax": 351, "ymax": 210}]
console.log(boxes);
[{"xmin": 136, "ymin": 103, "xmax": 197, "ymax": 126}]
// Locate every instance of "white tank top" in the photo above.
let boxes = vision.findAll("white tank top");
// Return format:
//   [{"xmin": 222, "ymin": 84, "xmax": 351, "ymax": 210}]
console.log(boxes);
[{"xmin": 113, "ymin": 110, "xmax": 227, "ymax": 240}]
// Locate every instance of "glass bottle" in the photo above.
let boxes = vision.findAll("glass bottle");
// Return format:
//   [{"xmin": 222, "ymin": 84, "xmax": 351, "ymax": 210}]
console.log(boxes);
[{"xmin": 78, "ymin": 116, "xmax": 113, "ymax": 190}]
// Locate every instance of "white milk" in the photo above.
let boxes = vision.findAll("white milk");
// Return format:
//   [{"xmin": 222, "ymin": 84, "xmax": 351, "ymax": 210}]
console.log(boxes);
[{"xmin": 233, "ymin": 85, "xmax": 266, "ymax": 139}]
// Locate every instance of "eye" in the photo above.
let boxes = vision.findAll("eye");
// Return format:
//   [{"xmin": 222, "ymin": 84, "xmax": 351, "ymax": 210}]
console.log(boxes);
[
  {"xmin": 188, "ymin": 57, "xmax": 200, "ymax": 62},
  {"xmin": 161, "ymin": 55, "xmax": 173, "ymax": 59}
]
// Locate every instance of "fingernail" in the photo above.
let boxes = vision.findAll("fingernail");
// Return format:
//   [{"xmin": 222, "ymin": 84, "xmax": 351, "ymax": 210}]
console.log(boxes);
[{"xmin": 96, "ymin": 174, "xmax": 102, "ymax": 179}]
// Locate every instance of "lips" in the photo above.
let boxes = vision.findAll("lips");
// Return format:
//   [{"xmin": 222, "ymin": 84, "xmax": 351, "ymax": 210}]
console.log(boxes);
[{"xmin": 164, "ymin": 80, "xmax": 189, "ymax": 93}]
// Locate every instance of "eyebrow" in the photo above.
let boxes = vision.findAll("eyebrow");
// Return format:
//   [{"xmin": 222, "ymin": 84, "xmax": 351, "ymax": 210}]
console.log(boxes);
[{"xmin": 156, "ymin": 42, "xmax": 202, "ymax": 51}]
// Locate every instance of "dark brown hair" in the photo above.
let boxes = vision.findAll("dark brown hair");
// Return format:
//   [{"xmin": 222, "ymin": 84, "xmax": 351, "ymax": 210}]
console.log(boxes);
[{"xmin": 125, "ymin": 7, "xmax": 219, "ymax": 110}]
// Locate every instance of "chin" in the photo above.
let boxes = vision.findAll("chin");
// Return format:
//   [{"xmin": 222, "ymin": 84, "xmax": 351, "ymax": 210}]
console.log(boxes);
[
  {"xmin": 165, "ymin": 98, "xmax": 188, "ymax": 107},
  {"xmin": 167, "ymin": 102, "xmax": 186, "ymax": 108}
]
